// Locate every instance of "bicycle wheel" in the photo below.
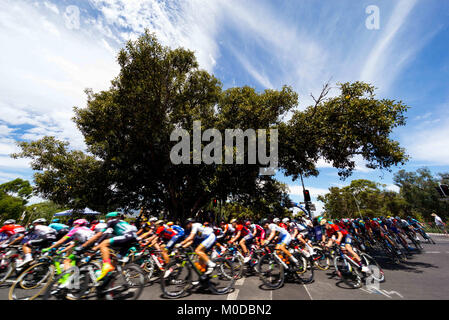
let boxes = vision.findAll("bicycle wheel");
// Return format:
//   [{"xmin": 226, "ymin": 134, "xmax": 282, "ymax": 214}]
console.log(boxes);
[
  {"xmin": 9, "ymin": 262, "xmax": 55, "ymax": 300},
  {"xmin": 360, "ymin": 253, "xmax": 385, "ymax": 282},
  {"xmin": 222, "ymin": 252, "xmax": 244, "ymax": 279},
  {"xmin": 42, "ymin": 264, "xmax": 95, "ymax": 300},
  {"xmin": 208, "ymin": 257, "xmax": 236, "ymax": 295},
  {"xmin": 257, "ymin": 253, "xmax": 284, "ymax": 289},
  {"xmin": 102, "ymin": 264, "xmax": 145, "ymax": 300},
  {"xmin": 293, "ymin": 252, "xmax": 314, "ymax": 284},
  {"xmin": 311, "ymin": 246, "xmax": 330, "ymax": 271},
  {"xmin": 334, "ymin": 256, "xmax": 362, "ymax": 289},
  {"xmin": 160, "ymin": 260, "xmax": 192, "ymax": 298},
  {"xmin": 0, "ymin": 260, "xmax": 14, "ymax": 284}
]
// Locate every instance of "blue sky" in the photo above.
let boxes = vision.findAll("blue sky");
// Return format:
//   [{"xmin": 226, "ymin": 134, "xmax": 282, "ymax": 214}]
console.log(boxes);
[{"xmin": 0, "ymin": 0, "xmax": 448, "ymax": 215}]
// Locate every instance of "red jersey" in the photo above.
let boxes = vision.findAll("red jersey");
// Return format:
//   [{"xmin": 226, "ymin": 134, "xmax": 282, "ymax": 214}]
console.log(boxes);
[
  {"xmin": 325, "ymin": 224, "xmax": 348, "ymax": 238},
  {"xmin": 156, "ymin": 225, "xmax": 176, "ymax": 240},
  {"xmin": 0, "ymin": 224, "xmax": 26, "ymax": 237},
  {"xmin": 279, "ymin": 223, "xmax": 288, "ymax": 230},
  {"xmin": 235, "ymin": 224, "xmax": 250, "ymax": 237}
]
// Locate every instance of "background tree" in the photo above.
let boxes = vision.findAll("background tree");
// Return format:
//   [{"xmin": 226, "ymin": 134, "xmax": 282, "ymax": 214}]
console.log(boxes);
[
  {"xmin": 393, "ymin": 168, "xmax": 449, "ymax": 221},
  {"xmin": 13, "ymin": 31, "xmax": 409, "ymax": 222},
  {"xmin": 318, "ymin": 179, "xmax": 408, "ymax": 219},
  {"xmin": 0, "ymin": 178, "xmax": 32, "ymax": 222}
]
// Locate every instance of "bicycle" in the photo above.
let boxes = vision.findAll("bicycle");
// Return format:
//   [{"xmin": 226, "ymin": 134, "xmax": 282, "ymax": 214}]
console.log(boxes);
[
  {"xmin": 160, "ymin": 246, "xmax": 235, "ymax": 298},
  {"xmin": 43, "ymin": 249, "xmax": 145, "ymax": 300}
]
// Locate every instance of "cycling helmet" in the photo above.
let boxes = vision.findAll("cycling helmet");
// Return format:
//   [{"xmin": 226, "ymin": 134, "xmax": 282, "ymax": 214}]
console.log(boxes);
[
  {"xmin": 155, "ymin": 220, "xmax": 164, "ymax": 226},
  {"xmin": 319, "ymin": 219, "xmax": 328, "ymax": 226},
  {"xmin": 282, "ymin": 218, "xmax": 290, "ymax": 224},
  {"xmin": 106, "ymin": 212, "xmax": 119, "ymax": 219},
  {"xmin": 51, "ymin": 218, "xmax": 60, "ymax": 223},
  {"xmin": 260, "ymin": 218, "xmax": 269, "ymax": 225},
  {"xmin": 230, "ymin": 218, "xmax": 237, "ymax": 224},
  {"xmin": 73, "ymin": 219, "xmax": 88, "ymax": 226},
  {"xmin": 273, "ymin": 218, "xmax": 280, "ymax": 223},
  {"xmin": 3, "ymin": 219, "xmax": 16, "ymax": 225},
  {"xmin": 244, "ymin": 220, "xmax": 251, "ymax": 227},
  {"xmin": 91, "ymin": 220, "xmax": 99, "ymax": 225},
  {"xmin": 32, "ymin": 218, "xmax": 46, "ymax": 224},
  {"xmin": 148, "ymin": 217, "xmax": 158, "ymax": 223},
  {"xmin": 167, "ymin": 221, "xmax": 174, "ymax": 226},
  {"xmin": 185, "ymin": 218, "xmax": 195, "ymax": 226}
]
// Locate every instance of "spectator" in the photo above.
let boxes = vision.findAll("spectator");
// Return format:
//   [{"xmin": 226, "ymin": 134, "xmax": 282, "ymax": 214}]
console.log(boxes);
[{"xmin": 431, "ymin": 213, "xmax": 448, "ymax": 237}]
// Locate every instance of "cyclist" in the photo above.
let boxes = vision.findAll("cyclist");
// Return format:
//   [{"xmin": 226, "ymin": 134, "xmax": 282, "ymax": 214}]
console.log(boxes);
[
  {"xmin": 77, "ymin": 212, "xmax": 138, "ymax": 280},
  {"xmin": 19, "ymin": 218, "xmax": 57, "ymax": 267},
  {"xmin": 262, "ymin": 218, "xmax": 300, "ymax": 266},
  {"xmin": 228, "ymin": 219, "xmax": 253, "ymax": 263},
  {"xmin": 320, "ymin": 218, "xmax": 369, "ymax": 273},
  {"xmin": 0, "ymin": 219, "xmax": 26, "ymax": 247},
  {"xmin": 178, "ymin": 218, "xmax": 217, "ymax": 275},
  {"xmin": 48, "ymin": 220, "xmax": 70, "ymax": 241},
  {"xmin": 43, "ymin": 218, "xmax": 95, "ymax": 271},
  {"xmin": 248, "ymin": 220, "xmax": 265, "ymax": 245}
]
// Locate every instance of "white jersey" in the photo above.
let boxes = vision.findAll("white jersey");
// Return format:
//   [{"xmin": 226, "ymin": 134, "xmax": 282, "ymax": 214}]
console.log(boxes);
[
  {"xmin": 33, "ymin": 225, "xmax": 57, "ymax": 237},
  {"xmin": 268, "ymin": 223, "xmax": 289, "ymax": 236},
  {"xmin": 66, "ymin": 226, "xmax": 95, "ymax": 243},
  {"xmin": 93, "ymin": 223, "xmax": 107, "ymax": 233},
  {"xmin": 190, "ymin": 223, "xmax": 213, "ymax": 239}
]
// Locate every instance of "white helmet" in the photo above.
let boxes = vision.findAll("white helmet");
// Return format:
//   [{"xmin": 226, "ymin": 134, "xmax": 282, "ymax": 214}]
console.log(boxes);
[
  {"xmin": 273, "ymin": 218, "xmax": 280, "ymax": 223},
  {"xmin": 32, "ymin": 218, "xmax": 46, "ymax": 224},
  {"xmin": 282, "ymin": 218, "xmax": 290, "ymax": 224},
  {"xmin": 148, "ymin": 217, "xmax": 158, "ymax": 223}
]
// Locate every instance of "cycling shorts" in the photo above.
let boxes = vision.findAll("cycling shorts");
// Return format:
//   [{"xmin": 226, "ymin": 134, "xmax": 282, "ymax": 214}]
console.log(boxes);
[
  {"xmin": 242, "ymin": 233, "xmax": 254, "ymax": 242},
  {"xmin": 109, "ymin": 232, "xmax": 137, "ymax": 246},
  {"xmin": 199, "ymin": 233, "xmax": 216, "ymax": 250},
  {"xmin": 165, "ymin": 232, "xmax": 185, "ymax": 249},
  {"xmin": 277, "ymin": 232, "xmax": 291, "ymax": 246}
]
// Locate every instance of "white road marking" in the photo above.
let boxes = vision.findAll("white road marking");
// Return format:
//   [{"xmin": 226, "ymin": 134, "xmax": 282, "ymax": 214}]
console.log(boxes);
[
  {"xmin": 426, "ymin": 251, "xmax": 441, "ymax": 253},
  {"xmin": 227, "ymin": 289, "xmax": 239, "ymax": 300},
  {"xmin": 236, "ymin": 277, "xmax": 245, "ymax": 286},
  {"xmin": 303, "ymin": 284, "xmax": 313, "ymax": 300},
  {"xmin": 270, "ymin": 289, "xmax": 273, "ymax": 300}
]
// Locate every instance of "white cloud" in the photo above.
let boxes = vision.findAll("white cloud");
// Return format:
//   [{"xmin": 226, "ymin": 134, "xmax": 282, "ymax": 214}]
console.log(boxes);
[
  {"xmin": 287, "ymin": 185, "xmax": 329, "ymax": 198},
  {"xmin": 385, "ymin": 184, "xmax": 400, "ymax": 193},
  {"xmin": 43, "ymin": 1, "xmax": 59, "ymax": 15},
  {"xmin": 403, "ymin": 117, "xmax": 449, "ymax": 165},
  {"xmin": 0, "ymin": 156, "xmax": 30, "ymax": 169}
]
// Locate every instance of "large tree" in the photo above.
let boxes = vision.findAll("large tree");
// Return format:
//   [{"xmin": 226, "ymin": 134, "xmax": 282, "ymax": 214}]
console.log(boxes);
[
  {"xmin": 0, "ymin": 178, "xmax": 32, "ymax": 222},
  {"xmin": 318, "ymin": 179, "xmax": 408, "ymax": 219},
  {"xmin": 12, "ymin": 31, "xmax": 409, "ymax": 221},
  {"xmin": 393, "ymin": 168, "xmax": 449, "ymax": 220}
]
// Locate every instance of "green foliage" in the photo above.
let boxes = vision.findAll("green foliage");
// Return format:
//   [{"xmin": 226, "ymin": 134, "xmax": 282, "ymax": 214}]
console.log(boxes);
[
  {"xmin": 393, "ymin": 168, "xmax": 449, "ymax": 221},
  {"xmin": 12, "ymin": 31, "xmax": 409, "ymax": 221},
  {"xmin": 318, "ymin": 179, "xmax": 408, "ymax": 219},
  {"xmin": 0, "ymin": 178, "xmax": 32, "ymax": 222},
  {"xmin": 23, "ymin": 201, "xmax": 69, "ymax": 226}
]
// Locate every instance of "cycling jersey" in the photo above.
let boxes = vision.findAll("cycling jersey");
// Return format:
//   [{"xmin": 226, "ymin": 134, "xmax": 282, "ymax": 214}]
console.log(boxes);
[
  {"xmin": 65, "ymin": 226, "xmax": 95, "ymax": 243},
  {"xmin": 102, "ymin": 219, "xmax": 137, "ymax": 236},
  {"xmin": 48, "ymin": 223, "xmax": 69, "ymax": 232},
  {"xmin": 0, "ymin": 224, "xmax": 25, "ymax": 237},
  {"xmin": 325, "ymin": 224, "xmax": 349, "ymax": 238},
  {"xmin": 268, "ymin": 223, "xmax": 291, "ymax": 245},
  {"xmin": 190, "ymin": 223, "xmax": 213, "ymax": 239},
  {"xmin": 156, "ymin": 225, "xmax": 177, "ymax": 240},
  {"xmin": 190, "ymin": 223, "xmax": 215, "ymax": 250},
  {"xmin": 249, "ymin": 224, "xmax": 265, "ymax": 240},
  {"xmin": 223, "ymin": 224, "xmax": 235, "ymax": 235},
  {"xmin": 235, "ymin": 224, "xmax": 250, "ymax": 238},
  {"xmin": 92, "ymin": 222, "xmax": 107, "ymax": 233}
]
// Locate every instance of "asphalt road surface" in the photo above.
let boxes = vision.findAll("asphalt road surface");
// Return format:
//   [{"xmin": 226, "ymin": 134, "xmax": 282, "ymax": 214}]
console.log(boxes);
[{"xmin": 1, "ymin": 234, "xmax": 448, "ymax": 300}]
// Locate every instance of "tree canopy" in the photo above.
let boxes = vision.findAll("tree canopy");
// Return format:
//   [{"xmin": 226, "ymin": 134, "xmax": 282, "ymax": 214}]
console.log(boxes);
[
  {"xmin": 12, "ymin": 31, "xmax": 409, "ymax": 221},
  {"xmin": 0, "ymin": 178, "xmax": 32, "ymax": 222}
]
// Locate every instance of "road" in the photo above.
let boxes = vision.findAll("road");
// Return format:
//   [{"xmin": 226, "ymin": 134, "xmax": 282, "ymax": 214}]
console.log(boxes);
[{"xmin": 1, "ymin": 234, "xmax": 448, "ymax": 300}]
